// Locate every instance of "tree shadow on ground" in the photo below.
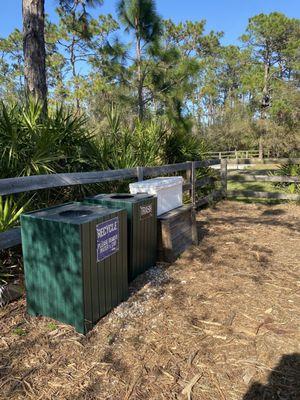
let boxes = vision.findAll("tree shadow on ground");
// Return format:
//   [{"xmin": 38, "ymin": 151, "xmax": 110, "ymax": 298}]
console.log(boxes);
[
  {"xmin": 243, "ymin": 353, "xmax": 300, "ymax": 400},
  {"xmin": 197, "ymin": 212, "xmax": 299, "ymax": 234},
  {"xmin": 261, "ymin": 208, "xmax": 286, "ymax": 216}
]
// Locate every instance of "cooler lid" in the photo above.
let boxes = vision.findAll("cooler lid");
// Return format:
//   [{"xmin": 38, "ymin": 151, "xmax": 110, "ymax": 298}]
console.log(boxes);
[{"xmin": 129, "ymin": 176, "xmax": 183, "ymax": 190}]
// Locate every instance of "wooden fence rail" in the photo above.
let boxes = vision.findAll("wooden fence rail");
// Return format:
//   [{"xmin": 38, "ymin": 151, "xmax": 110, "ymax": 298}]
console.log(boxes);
[
  {"xmin": 0, "ymin": 159, "xmax": 226, "ymax": 250},
  {"xmin": 204, "ymin": 150, "xmax": 260, "ymax": 159},
  {"xmin": 228, "ymin": 175, "xmax": 300, "ymax": 183},
  {"xmin": 227, "ymin": 158, "xmax": 300, "ymax": 165}
]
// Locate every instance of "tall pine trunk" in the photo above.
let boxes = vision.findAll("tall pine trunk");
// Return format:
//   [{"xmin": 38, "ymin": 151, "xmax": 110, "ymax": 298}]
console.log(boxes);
[
  {"xmin": 135, "ymin": 17, "xmax": 144, "ymax": 120},
  {"xmin": 70, "ymin": 36, "xmax": 81, "ymax": 112},
  {"xmin": 22, "ymin": 0, "xmax": 47, "ymax": 115}
]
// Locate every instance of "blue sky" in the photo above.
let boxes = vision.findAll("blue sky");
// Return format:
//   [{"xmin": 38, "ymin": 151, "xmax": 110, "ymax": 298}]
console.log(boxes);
[{"xmin": 1, "ymin": 0, "xmax": 299, "ymax": 44}]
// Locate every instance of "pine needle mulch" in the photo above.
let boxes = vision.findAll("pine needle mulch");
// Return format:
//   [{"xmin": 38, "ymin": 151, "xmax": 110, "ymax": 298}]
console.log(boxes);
[{"xmin": 0, "ymin": 200, "xmax": 299, "ymax": 400}]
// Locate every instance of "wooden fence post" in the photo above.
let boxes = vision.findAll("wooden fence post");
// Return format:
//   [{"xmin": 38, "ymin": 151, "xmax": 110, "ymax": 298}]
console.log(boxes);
[
  {"xmin": 190, "ymin": 161, "xmax": 197, "ymax": 244},
  {"xmin": 186, "ymin": 162, "xmax": 193, "ymax": 205},
  {"xmin": 137, "ymin": 166, "xmax": 144, "ymax": 181},
  {"xmin": 186, "ymin": 161, "xmax": 196, "ymax": 208},
  {"xmin": 191, "ymin": 161, "xmax": 196, "ymax": 208},
  {"xmin": 220, "ymin": 159, "xmax": 227, "ymax": 198}
]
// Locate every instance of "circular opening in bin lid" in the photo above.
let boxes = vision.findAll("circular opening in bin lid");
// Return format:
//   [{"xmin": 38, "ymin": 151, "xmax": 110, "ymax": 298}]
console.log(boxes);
[
  {"xmin": 59, "ymin": 210, "xmax": 93, "ymax": 218},
  {"xmin": 110, "ymin": 194, "xmax": 134, "ymax": 199}
]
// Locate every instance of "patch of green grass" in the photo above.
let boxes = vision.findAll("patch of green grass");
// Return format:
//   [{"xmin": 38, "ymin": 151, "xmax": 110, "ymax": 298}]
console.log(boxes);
[
  {"xmin": 13, "ymin": 327, "xmax": 27, "ymax": 336},
  {"xmin": 227, "ymin": 166, "xmax": 293, "ymax": 204},
  {"xmin": 227, "ymin": 180, "xmax": 277, "ymax": 193},
  {"xmin": 47, "ymin": 322, "xmax": 58, "ymax": 331}
]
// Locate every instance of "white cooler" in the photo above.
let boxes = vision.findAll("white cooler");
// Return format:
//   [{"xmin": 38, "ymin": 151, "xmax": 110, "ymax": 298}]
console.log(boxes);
[{"xmin": 129, "ymin": 176, "xmax": 183, "ymax": 216}]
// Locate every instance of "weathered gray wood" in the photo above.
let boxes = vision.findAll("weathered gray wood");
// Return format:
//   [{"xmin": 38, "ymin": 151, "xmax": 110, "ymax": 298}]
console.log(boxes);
[
  {"xmin": 228, "ymin": 174, "xmax": 300, "ymax": 183},
  {"xmin": 157, "ymin": 205, "xmax": 197, "ymax": 262},
  {"xmin": 0, "ymin": 159, "xmax": 224, "ymax": 197},
  {"xmin": 0, "ymin": 228, "xmax": 22, "ymax": 250},
  {"xmin": 159, "ymin": 204, "xmax": 193, "ymax": 221},
  {"xmin": 204, "ymin": 150, "xmax": 259, "ymax": 159},
  {"xmin": 227, "ymin": 158, "xmax": 300, "ymax": 166},
  {"xmin": 194, "ymin": 159, "xmax": 220, "ymax": 168},
  {"xmin": 143, "ymin": 162, "xmax": 190, "ymax": 177},
  {"xmin": 220, "ymin": 159, "xmax": 227, "ymax": 197},
  {"xmin": 191, "ymin": 161, "xmax": 196, "ymax": 207},
  {"xmin": 227, "ymin": 190, "xmax": 300, "ymax": 200},
  {"xmin": 0, "ymin": 168, "xmax": 138, "ymax": 196},
  {"xmin": 196, "ymin": 189, "xmax": 223, "ymax": 208},
  {"xmin": 136, "ymin": 166, "xmax": 144, "ymax": 181},
  {"xmin": 195, "ymin": 176, "xmax": 216, "ymax": 188},
  {"xmin": 185, "ymin": 162, "xmax": 193, "ymax": 203}
]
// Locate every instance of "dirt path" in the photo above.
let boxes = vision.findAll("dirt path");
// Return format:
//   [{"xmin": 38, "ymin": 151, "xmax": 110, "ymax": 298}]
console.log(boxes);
[{"xmin": 0, "ymin": 201, "xmax": 299, "ymax": 400}]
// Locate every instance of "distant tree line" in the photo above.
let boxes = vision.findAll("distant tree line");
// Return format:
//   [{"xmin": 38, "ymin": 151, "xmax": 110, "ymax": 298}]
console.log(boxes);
[{"xmin": 0, "ymin": 0, "xmax": 299, "ymax": 155}]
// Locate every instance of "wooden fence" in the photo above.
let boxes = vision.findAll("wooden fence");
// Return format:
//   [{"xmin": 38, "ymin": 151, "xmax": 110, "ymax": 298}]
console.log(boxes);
[
  {"xmin": 204, "ymin": 150, "xmax": 260, "ymax": 159},
  {"xmin": 204, "ymin": 150, "xmax": 298, "ymax": 160},
  {"xmin": 0, "ymin": 159, "xmax": 225, "ymax": 251},
  {"xmin": 226, "ymin": 158, "xmax": 300, "ymax": 202},
  {"xmin": 1, "ymin": 156, "xmax": 299, "ymax": 251}
]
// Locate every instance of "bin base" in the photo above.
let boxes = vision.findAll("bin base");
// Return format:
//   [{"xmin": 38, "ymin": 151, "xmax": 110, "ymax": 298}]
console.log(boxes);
[{"xmin": 157, "ymin": 205, "xmax": 198, "ymax": 263}]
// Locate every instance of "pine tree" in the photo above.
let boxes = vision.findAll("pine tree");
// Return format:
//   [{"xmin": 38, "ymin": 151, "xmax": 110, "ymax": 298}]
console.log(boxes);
[{"xmin": 117, "ymin": 0, "xmax": 162, "ymax": 119}]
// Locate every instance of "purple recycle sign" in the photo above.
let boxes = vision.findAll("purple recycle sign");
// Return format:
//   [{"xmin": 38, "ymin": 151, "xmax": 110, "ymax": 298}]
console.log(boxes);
[{"xmin": 96, "ymin": 217, "xmax": 119, "ymax": 262}]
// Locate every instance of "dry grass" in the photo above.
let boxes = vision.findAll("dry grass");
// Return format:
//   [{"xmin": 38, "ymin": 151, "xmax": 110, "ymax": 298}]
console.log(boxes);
[{"xmin": 0, "ymin": 200, "xmax": 299, "ymax": 400}]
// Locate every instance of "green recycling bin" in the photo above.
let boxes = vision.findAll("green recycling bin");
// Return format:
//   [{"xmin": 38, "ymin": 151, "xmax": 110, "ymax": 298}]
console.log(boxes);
[
  {"xmin": 21, "ymin": 202, "xmax": 128, "ymax": 334},
  {"xmin": 85, "ymin": 193, "xmax": 157, "ymax": 281}
]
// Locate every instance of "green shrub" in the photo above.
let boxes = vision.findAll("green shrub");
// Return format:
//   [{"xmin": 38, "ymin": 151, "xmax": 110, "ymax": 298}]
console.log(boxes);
[
  {"xmin": 95, "ymin": 106, "xmax": 166, "ymax": 170},
  {"xmin": 0, "ymin": 196, "xmax": 28, "ymax": 233},
  {"xmin": 272, "ymin": 162, "xmax": 300, "ymax": 194},
  {"xmin": 0, "ymin": 99, "xmax": 94, "ymax": 179}
]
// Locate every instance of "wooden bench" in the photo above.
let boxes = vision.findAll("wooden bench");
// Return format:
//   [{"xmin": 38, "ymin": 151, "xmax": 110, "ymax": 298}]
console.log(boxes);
[{"xmin": 157, "ymin": 205, "xmax": 198, "ymax": 263}]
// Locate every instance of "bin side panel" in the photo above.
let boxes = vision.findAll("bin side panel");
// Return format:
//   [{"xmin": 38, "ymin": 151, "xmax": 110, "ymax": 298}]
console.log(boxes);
[
  {"xmin": 21, "ymin": 216, "xmax": 84, "ymax": 333},
  {"xmin": 119, "ymin": 210, "xmax": 129, "ymax": 300},
  {"xmin": 60, "ymin": 223, "xmax": 84, "ymax": 333},
  {"xmin": 84, "ymin": 211, "xmax": 128, "ymax": 325},
  {"xmin": 149, "ymin": 198, "xmax": 158, "ymax": 268},
  {"xmin": 89, "ymin": 220, "xmax": 101, "ymax": 323},
  {"xmin": 81, "ymin": 223, "xmax": 93, "ymax": 333},
  {"xmin": 131, "ymin": 197, "xmax": 157, "ymax": 279}
]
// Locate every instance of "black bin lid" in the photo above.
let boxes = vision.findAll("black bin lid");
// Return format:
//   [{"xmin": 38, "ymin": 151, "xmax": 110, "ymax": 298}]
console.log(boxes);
[
  {"xmin": 88, "ymin": 193, "xmax": 153, "ymax": 203},
  {"xmin": 22, "ymin": 202, "xmax": 121, "ymax": 224}
]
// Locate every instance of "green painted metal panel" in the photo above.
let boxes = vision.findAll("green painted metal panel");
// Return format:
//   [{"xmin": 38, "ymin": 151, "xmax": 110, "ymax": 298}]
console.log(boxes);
[
  {"xmin": 84, "ymin": 194, "xmax": 157, "ymax": 281},
  {"xmin": 21, "ymin": 202, "xmax": 128, "ymax": 334}
]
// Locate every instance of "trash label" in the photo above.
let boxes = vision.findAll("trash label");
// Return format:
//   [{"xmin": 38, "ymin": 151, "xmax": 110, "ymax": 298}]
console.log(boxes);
[{"xmin": 140, "ymin": 203, "xmax": 153, "ymax": 220}]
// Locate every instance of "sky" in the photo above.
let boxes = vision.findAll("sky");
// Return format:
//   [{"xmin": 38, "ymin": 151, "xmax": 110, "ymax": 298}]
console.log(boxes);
[{"xmin": 1, "ymin": 0, "xmax": 299, "ymax": 45}]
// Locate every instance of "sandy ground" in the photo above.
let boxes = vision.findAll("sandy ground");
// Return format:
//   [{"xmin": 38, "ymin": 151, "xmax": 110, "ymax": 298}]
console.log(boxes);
[{"xmin": 0, "ymin": 200, "xmax": 299, "ymax": 400}]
